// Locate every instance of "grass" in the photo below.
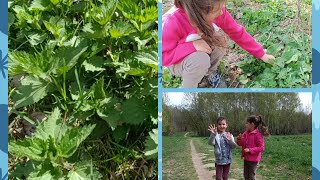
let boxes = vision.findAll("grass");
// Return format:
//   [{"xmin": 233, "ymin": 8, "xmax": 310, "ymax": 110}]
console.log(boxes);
[
  {"xmin": 163, "ymin": 133, "xmax": 311, "ymax": 180},
  {"xmin": 259, "ymin": 134, "xmax": 312, "ymax": 179},
  {"xmin": 162, "ymin": 134, "xmax": 197, "ymax": 180}
]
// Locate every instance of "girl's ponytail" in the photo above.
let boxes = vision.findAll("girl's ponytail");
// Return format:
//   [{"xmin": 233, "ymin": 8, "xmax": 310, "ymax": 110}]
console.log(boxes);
[{"xmin": 256, "ymin": 115, "xmax": 270, "ymax": 137}]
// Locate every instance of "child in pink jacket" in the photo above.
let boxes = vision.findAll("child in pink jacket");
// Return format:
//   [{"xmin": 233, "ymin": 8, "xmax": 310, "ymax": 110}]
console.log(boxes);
[
  {"xmin": 236, "ymin": 115, "xmax": 270, "ymax": 180},
  {"xmin": 162, "ymin": 0, "xmax": 275, "ymax": 88}
]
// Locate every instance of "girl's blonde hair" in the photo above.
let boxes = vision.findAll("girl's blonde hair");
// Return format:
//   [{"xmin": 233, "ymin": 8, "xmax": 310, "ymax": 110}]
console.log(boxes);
[{"xmin": 174, "ymin": 0, "xmax": 227, "ymax": 48}]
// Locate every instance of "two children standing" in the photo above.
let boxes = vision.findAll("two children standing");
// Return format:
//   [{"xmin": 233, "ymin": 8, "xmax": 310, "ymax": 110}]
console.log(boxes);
[{"xmin": 208, "ymin": 115, "xmax": 269, "ymax": 180}]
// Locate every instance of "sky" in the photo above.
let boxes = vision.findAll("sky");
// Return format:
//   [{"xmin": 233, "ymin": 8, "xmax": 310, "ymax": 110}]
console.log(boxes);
[{"xmin": 166, "ymin": 92, "xmax": 312, "ymax": 110}]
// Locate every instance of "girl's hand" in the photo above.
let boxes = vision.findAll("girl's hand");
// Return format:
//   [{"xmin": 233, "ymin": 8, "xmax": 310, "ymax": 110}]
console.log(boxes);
[
  {"xmin": 226, "ymin": 132, "xmax": 232, "ymax": 140},
  {"xmin": 208, "ymin": 124, "xmax": 217, "ymax": 134},
  {"xmin": 237, "ymin": 133, "xmax": 242, "ymax": 141},
  {"xmin": 193, "ymin": 39, "xmax": 212, "ymax": 54},
  {"xmin": 244, "ymin": 148, "xmax": 250, "ymax": 153},
  {"xmin": 260, "ymin": 53, "xmax": 275, "ymax": 63},
  {"xmin": 260, "ymin": 49, "xmax": 275, "ymax": 63}
]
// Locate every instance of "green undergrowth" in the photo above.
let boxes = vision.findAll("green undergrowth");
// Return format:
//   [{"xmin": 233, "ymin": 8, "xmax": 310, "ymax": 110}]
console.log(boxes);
[{"xmin": 8, "ymin": 0, "xmax": 158, "ymax": 179}]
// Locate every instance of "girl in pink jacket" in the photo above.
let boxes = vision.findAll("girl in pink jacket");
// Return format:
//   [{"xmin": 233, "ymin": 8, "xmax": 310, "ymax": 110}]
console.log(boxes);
[
  {"xmin": 236, "ymin": 115, "xmax": 270, "ymax": 180},
  {"xmin": 162, "ymin": 0, "xmax": 275, "ymax": 88}
]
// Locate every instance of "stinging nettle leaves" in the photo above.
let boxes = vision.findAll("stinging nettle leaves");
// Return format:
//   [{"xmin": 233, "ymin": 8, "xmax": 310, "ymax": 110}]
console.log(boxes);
[
  {"xmin": 9, "ymin": 0, "xmax": 158, "ymax": 178},
  {"xmin": 12, "ymin": 76, "xmax": 51, "ymax": 109},
  {"xmin": 90, "ymin": 0, "xmax": 118, "ymax": 25},
  {"xmin": 9, "ymin": 107, "xmax": 96, "ymax": 168}
]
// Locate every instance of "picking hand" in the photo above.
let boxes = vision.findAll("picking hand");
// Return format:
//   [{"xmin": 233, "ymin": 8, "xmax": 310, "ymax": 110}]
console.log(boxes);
[
  {"xmin": 193, "ymin": 39, "xmax": 212, "ymax": 54},
  {"xmin": 226, "ymin": 132, "xmax": 232, "ymax": 140},
  {"xmin": 208, "ymin": 124, "xmax": 217, "ymax": 134},
  {"xmin": 260, "ymin": 49, "xmax": 275, "ymax": 63},
  {"xmin": 244, "ymin": 148, "xmax": 250, "ymax": 153}
]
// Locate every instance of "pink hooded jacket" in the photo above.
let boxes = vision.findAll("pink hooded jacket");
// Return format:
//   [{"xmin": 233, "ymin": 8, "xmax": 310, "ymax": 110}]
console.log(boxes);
[
  {"xmin": 162, "ymin": 6, "xmax": 265, "ymax": 66},
  {"xmin": 236, "ymin": 129, "xmax": 265, "ymax": 162}
]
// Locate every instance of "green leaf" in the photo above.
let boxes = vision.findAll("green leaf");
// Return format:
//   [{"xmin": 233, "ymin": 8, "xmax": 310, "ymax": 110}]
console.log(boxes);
[
  {"xmin": 90, "ymin": 0, "xmax": 118, "ymax": 25},
  {"xmin": 9, "ymin": 138, "xmax": 47, "ymax": 161},
  {"xmin": 273, "ymin": 57, "xmax": 285, "ymax": 68},
  {"xmin": 34, "ymin": 108, "xmax": 61, "ymax": 140},
  {"xmin": 29, "ymin": 0, "xmax": 51, "ymax": 11},
  {"xmin": 50, "ymin": 0, "xmax": 61, "ymax": 5},
  {"xmin": 11, "ymin": 160, "xmax": 37, "ymax": 178},
  {"xmin": 238, "ymin": 75, "xmax": 249, "ymax": 85},
  {"xmin": 126, "ymin": 68, "xmax": 145, "ymax": 76},
  {"xmin": 82, "ymin": 23, "xmax": 95, "ymax": 34},
  {"xmin": 56, "ymin": 41, "xmax": 88, "ymax": 75},
  {"xmin": 8, "ymin": 12, "xmax": 15, "ymax": 30},
  {"xmin": 67, "ymin": 169, "xmax": 88, "ymax": 180},
  {"xmin": 109, "ymin": 20, "xmax": 136, "ymax": 38},
  {"xmin": 144, "ymin": 129, "xmax": 158, "ymax": 159},
  {"xmin": 67, "ymin": 161, "xmax": 102, "ymax": 180},
  {"xmin": 28, "ymin": 160, "xmax": 62, "ymax": 179},
  {"xmin": 135, "ymin": 50, "xmax": 158, "ymax": 70},
  {"xmin": 112, "ymin": 126, "xmax": 129, "ymax": 142},
  {"xmin": 122, "ymin": 97, "xmax": 147, "ymax": 125},
  {"xmin": 28, "ymin": 171, "xmax": 55, "ymax": 180},
  {"xmin": 12, "ymin": 76, "xmax": 51, "ymax": 109},
  {"xmin": 97, "ymin": 108, "xmax": 121, "ymax": 130},
  {"xmin": 141, "ymin": 78, "xmax": 158, "ymax": 96},
  {"xmin": 89, "ymin": 78, "xmax": 106, "ymax": 100},
  {"xmin": 62, "ymin": 36, "xmax": 79, "ymax": 47},
  {"xmin": 44, "ymin": 16, "xmax": 66, "ymax": 40},
  {"xmin": 96, "ymin": 98, "xmax": 121, "ymax": 130},
  {"xmin": 28, "ymin": 33, "xmax": 47, "ymax": 46},
  {"xmin": 267, "ymin": 44, "xmax": 284, "ymax": 56},
  {"xmin": 9, "ymin": 50, "xmax": 58, "ymax": 78},
  {"xmin": 58, "ymin": 124, "xmax": 96, "ymax": 158},
  {"xmin": 286, "ymin": 53, "xmax": 301, "ymax": 64},
  {"xmin": 82, "ymin": 56, "xmax": 105, "ymax": 72},
  {"xmin": 82, "ymin": 23, "xmax": 109, "ymax": 39}
]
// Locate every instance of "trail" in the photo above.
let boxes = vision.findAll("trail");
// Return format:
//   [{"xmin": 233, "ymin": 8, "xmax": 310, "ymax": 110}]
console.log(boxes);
[
  {"xmin": 190, "ymin": 139, "xmax": 214, "ymax": 180},
  {"xmin": 190, "ymin": 139, "xmax": 240, "ymax": 180}
]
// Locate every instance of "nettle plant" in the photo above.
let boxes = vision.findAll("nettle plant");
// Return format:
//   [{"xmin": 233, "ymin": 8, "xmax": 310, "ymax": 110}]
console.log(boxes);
[
  {"xmin": 9, "ymin": 0, "xmax": 158, "ymax": 178},
  {"xmin": 9, "ymin": 108, "xmax": 100, "ymax": 179}
]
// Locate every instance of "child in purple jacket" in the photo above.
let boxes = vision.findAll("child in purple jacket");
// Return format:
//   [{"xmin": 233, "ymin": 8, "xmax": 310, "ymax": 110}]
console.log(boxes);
[{"xmin": 236, "ymin": 115, "xmax": 270, "ymax": 180}]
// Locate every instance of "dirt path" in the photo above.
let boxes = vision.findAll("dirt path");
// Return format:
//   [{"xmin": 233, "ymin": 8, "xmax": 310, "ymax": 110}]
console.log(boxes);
[
  {"xmin": 190, "ymin": 139, "xmax": 240, "ymax": 180},
  {"xmin": 190, "ymin": 140, "xmax": 214, "ymax": 180}
]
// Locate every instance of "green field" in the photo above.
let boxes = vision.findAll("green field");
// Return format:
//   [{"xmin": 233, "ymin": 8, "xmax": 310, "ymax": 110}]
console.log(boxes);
[
  {"xmin": 163, "ymin": 134, "xmax": 311, "ymax": 180},
  {"xmin": 162, "ymin": 135, "xmax": 198, "ymax": 180}
]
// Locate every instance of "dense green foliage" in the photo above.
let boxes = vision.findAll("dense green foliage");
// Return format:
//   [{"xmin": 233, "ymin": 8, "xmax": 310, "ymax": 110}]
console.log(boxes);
[
  {"xmin": 8, "ymin": 0, "xmax": 158, "ymax": 179},
  {"xmin": 232, "ymin": 0, "xmax": 311, "ymax": 87}
]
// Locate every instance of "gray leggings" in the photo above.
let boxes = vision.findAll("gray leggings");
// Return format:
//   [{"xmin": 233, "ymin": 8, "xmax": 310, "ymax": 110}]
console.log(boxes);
[{"xmin": 167, "ymin": 46, "xmax": 226, "ymax": 88}]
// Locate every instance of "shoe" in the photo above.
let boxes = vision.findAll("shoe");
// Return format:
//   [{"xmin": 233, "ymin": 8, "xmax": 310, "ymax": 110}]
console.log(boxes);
[{"xmin": 207, "ymin": 72, "xmax": 221, "ymax": 87}]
